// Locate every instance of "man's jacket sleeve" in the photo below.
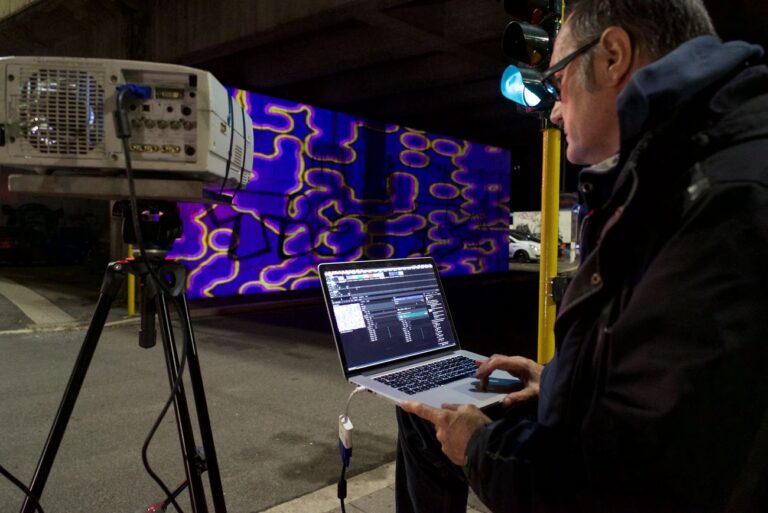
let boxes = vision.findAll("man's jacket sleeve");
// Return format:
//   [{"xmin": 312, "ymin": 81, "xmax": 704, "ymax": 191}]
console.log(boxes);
[{"xmin": 464, "ymin": 414, "xmax": 578, "ymax": 513}]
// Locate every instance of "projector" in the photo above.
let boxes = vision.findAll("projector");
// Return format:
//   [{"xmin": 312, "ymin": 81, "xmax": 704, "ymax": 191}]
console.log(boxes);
[{"xmin": 0, "ymin": 56, "xmax": 253, "ymax": 193}]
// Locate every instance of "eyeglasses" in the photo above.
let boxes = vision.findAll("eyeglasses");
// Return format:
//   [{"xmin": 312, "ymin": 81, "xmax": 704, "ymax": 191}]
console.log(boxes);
[
  {"xmin": 500, "ymin": 36, "xmax": 600, "ymax": 109},
  {"xmin": 540, "ymin": 36, "xmax": 600, "ymax": 101}
]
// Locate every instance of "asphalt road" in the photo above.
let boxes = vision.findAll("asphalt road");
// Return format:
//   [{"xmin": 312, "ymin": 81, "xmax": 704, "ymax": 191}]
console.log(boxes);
[
  {"xmin": 0, "ymin": 259, "xmax": 576, "ymax": 512},
  {"xmin": 0, "ymin": 301, "xmax": 399, "ymax": 513}
]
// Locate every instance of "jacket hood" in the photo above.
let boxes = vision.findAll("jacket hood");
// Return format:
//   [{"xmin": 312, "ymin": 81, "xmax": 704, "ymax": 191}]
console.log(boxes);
[
  {"xmin": 617, "ymin": 35, "xmax": 764, "ymax": 149},
  {"xmin": 579, "ymin": 36, "xmax": 764, "ymax": 211}
]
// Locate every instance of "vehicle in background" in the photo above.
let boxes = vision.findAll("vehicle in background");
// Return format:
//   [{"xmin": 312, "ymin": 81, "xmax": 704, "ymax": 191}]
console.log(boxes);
[{"xmin": 509, "ymin": 231, "xmax": 541, "ymax": 262}]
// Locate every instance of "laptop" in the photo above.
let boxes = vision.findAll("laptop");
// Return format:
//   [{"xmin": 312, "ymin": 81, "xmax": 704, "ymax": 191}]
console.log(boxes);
[{"xmin": 318, "ymin": 257, "xmax": 521, "ymax": 408}]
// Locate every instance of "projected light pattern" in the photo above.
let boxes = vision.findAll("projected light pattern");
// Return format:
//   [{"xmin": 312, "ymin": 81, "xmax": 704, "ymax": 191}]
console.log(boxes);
[{"xmin": 169, "ymin": 89, "xmax": 511, "ymax": 298}]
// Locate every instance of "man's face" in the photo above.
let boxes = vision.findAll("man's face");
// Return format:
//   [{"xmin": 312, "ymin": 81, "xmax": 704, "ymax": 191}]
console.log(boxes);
[{"xmin": 549, "ymin": 25, "xmax": 621, "ymax": 165}]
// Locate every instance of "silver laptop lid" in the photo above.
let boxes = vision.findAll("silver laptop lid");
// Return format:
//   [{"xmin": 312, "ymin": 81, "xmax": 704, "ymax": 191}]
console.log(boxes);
[{"xmin": 318, "ymin": 257, "xmax": 461, "ymax": 378}]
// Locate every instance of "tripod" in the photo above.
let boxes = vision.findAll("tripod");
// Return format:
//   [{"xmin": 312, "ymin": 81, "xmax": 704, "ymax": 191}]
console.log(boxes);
[{"xmin": 20, "ymin": 201, "xmax": 227, "ymax": 513}]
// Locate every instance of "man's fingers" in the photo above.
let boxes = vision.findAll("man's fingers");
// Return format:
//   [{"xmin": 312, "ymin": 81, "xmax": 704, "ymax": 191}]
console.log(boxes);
[
  {"xmin": 476, "ymin": 355, "xmax": 533, "ymax": 379},
  {"xmin": 475, "ymin": 354, "xmax": 504, "ymax": 379},
  {"xmin": 400, "ymin": 400, "xmax": 441, "ymax": 424},
  {"xmin": 501, "ymin": 387, "xmax": 537, "ymax": 407},
  {"xmin": 498, "ymin": 356, "xmax": 535, "ymax": 375}
]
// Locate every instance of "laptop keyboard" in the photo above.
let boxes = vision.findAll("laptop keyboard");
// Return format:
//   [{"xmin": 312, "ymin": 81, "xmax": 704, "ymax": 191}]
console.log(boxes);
[{"xmin": 374, "ymin": 355, "xmax": 477, "ymax": 395}]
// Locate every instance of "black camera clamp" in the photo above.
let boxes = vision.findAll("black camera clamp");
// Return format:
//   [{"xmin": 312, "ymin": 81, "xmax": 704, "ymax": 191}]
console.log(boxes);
[{"xmin": 20, "ymin": 200, "xmax": 227, "ymax": 513}]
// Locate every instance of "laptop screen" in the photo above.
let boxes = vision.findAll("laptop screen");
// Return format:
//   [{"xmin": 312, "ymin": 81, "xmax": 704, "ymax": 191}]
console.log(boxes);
[{"xmin": 319, "ymin": 258, "xmax": 459, "ymax": 375}]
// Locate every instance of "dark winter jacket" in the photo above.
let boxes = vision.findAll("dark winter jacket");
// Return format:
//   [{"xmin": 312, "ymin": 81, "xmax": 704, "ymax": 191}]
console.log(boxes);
[{"xmin": 465, "ymin": 36, "xmax": 768, "ymax": 513}]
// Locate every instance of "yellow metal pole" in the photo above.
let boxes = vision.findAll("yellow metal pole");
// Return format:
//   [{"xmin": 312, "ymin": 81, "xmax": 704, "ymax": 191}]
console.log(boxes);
[
  {"xmin": 127, "ymin": 243, "xmax": 136, "ymax": 316},
  {"xmin": 537, "ymin": 125, "xmax": 561, "ymax": 364}
]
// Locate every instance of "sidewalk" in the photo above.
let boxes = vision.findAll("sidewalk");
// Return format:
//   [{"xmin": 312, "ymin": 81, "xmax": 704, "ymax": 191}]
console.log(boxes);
[
  {"xmin": 0, "ymin": 264, "xmax": 128, "ymax": 332},
  {"xmin": 261, "ymin": 461, "xmax": 490, "ymax": 513}
]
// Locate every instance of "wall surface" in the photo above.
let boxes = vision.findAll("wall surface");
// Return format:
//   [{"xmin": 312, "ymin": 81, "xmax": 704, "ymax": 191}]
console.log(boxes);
[{"xmin": 170, "ymin": 88, "xmax": 511, "ymax": 299}]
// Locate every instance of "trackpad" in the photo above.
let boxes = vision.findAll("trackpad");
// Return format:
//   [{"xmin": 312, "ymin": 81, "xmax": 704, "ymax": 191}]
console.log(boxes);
[{"xmin": 452, "ymin": 376, "xmax": 522, "ymax": 399}]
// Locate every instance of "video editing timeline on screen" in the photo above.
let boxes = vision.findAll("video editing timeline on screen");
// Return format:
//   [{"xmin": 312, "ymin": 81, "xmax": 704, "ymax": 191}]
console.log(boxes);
[{"xmin": 327, "ymin": 264, "xmax": 456, "ymax": 371}]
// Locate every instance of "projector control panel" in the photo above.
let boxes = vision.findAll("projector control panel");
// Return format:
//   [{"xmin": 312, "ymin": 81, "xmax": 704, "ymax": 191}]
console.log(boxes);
[{"xmin": 121, "ymin": 69, "xmax": 199, "ymax": 163}]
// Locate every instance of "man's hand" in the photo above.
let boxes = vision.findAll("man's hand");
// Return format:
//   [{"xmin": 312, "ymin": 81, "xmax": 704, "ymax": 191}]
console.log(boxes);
[
  {"xmin": 475, "ymin": 355, "xmax": 543, "ymax": 408},
  {"xmin": 400, "ymin": 401, "xmax": 491, "ymax": 465}
]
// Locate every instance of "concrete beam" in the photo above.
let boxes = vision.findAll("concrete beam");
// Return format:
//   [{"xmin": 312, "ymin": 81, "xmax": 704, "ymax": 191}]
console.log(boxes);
[{"xmin": 0, "ymin": 0, "xmax": 40, "ymax": 21}]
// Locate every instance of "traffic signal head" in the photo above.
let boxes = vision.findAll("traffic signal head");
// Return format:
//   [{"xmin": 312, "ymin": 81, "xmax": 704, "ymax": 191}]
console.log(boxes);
[
  {"xmin": 502, "ymin": 0, "xmax": 562, "ymax": 67},
  {"xmin": 501, "ymin": 36, "xmax": 599, "ymax": 110},
  {"xmin": 500, "ymin": 65, "xmax": 553, "ymax": 109},
  {"xmin": 500, "ymin": 0, "xmax": 563, "ymax": 110},
  {"xmin": 503, "ymin": 21, "xmax": 552, "ymax": 67}
]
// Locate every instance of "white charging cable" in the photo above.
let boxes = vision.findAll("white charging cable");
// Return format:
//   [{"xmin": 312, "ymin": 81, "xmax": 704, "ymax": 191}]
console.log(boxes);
[{"xmin": 338, "ymin": 386, "xmax": 367, "ymax": 512}]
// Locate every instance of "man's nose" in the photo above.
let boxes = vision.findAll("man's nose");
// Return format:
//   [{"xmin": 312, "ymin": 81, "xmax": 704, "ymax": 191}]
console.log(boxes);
[{"xmin": 549, "ymin": 101, "xmax": 563, "ymax": 127}]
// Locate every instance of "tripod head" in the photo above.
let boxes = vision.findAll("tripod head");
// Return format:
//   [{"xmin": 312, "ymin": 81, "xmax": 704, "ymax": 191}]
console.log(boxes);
[
  {"xmin": 113, "ymin": 200, "xmax": 182, "ymax": 259},
  {"xmin": 111, "ymin": 200, "xmax": 186, "ymax": 348}
]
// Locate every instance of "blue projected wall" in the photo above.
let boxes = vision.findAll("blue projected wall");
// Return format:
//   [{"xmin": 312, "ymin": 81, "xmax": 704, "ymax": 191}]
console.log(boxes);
[{"xmin": 168, "ymin": 89, "xmax": 511, "ymax": 299}]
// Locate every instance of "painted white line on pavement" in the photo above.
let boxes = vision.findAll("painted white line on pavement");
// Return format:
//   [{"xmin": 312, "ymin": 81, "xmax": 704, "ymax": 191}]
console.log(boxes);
[
  {"xmin": 0, "ymin": 275, "xmax": 75, "ymax": 325},
  {"xmin": 260, "ymin": 461, "xmax": 395, "ymax": 513},
  {"xmin": 0, "ymin": 316, "xmax": 140, "ymax": 336}
]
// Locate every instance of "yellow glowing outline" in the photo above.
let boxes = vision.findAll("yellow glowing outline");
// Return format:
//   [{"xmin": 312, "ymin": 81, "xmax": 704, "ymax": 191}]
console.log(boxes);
[
  {"xmin": 426, "ymin": 210, "xmax": 460, "ymax": 254},
  {"xmin": 263, "ymin": 218, "xmax": 282, "ymax": 234},
  {"xmin": 258, "ymin": 263, "xmax": 316, "ymax": 291},
  {"xmin": 202, "ymin": 259, "xmax": 241, "ymax": 298},
  {"xmin": 208, "ymin": 228, "xmax": 235, "ymax": 252},
  {"xmin": 229, "ymin": 204, "xmax": 281, "ymax": 237},
  {"xmin": 428, "ymin": 183, "xmax": 460, "ymax": 200},
  {"xmin": 399, "ymin": 131, "xmax": 429, "ymax": 151},
  {"xmin": 317, "ymin": 201, "xmax": 344, "ymax": 224},
  {"xmin": 234, "ymin": 89, "xmax": 249, "ymax": 112},
  {"xmin": 399, "ymin": 150, "xmax": 430, "ymax": 169},
  {"xmin": 187, "ymin": 251, "xmax": 221, "ymax": 290},
  {"xmin": 320, "ymin": 217, "xmax": 365, "ymax": 253},
  {"xmin": 249, "ymin": 104, "xmax": 298, "ymax": 133},
  {"xmin": 459, "ymin": 257, "xmax": 483, "ymax": 274},
  {"xmin": 174, "ymin": 205, "xmax": 217, "ymax": 262},
  {"xmin": 430, "ymin": 138, "xmax": 464, "ymax": 157},
  {"xmin": 282, "ymin": 224, "xmax": 308, "ymax": 256}
]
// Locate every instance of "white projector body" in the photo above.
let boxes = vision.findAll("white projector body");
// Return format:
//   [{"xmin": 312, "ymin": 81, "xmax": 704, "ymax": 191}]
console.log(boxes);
[{"xmin": 0, "ymin": 56, "xmax": 253, "ymax": 189}]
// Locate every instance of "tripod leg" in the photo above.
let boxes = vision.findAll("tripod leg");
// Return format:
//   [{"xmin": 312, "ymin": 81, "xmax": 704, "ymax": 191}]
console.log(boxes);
[
  {"xmin": 154, "ymin": 288, "xmax": 209, "ymax": 513},
  {"xmin": 139, "ymin": 276, "xmax": 157, "ymax": 349},
  {"xmin": 20, "ymin": 262, "xmax": 125, "ymax": 513},
  {"xmin": 175, "ymin": 292, "xmax": 228, "ymax": 513}
]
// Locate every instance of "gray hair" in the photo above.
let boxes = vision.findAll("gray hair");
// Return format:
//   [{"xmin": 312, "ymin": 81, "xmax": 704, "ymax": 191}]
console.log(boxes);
[
  {"xmin": 566, "ymin": 0, "xmax": 716, "ymax": 55},
  {"xmin": 565, "ymin": 0, "xmax": 716, "ymax": 88}
]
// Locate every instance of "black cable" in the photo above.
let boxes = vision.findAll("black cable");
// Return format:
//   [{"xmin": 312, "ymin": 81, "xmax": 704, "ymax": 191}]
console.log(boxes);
[
  {"xmin": 234, "ymin": 99, "xmax": 248, "ymax": 197},
  {"xmin": 115, "ymin": 88, "xmax": 180, "ymax": 300},
  {"xmin": 0, "ymin": 463, "xmax": 45, "ymax": 513},
  {"xmin": 140, "ymin": 296, "xmax": 190, "ymax": 513},
  {"xmin": 116, "ymin": 87, "xmax": 190, "ymax": 513},
  {"xmin": 218, "ymin": 94, "xmax": 236, "ymax": 197},
  {"xmin": 338, "ymin": 464, "xmax": 347, "ymax": 513}
]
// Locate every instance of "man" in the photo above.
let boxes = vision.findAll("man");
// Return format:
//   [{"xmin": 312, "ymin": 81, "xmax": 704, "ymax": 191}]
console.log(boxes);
[{"xmin": 397, "ymin": 0, "xmax": 768, "ymax": 512}]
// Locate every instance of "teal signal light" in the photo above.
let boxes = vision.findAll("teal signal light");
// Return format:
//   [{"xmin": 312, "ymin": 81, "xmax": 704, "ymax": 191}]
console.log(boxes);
[{"xmin": 500, "ymin": 65, "xmax": 553, "ymax": 110}]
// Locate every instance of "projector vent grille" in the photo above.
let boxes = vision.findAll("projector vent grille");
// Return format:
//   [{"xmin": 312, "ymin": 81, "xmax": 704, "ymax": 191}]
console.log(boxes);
[
  {"xmin": 232, "ymin": 144, "xmax": 244, "ymax": 168},
  {"xmin": 18, "ymin": 68, "xmax": 105, "ymax": 155}
]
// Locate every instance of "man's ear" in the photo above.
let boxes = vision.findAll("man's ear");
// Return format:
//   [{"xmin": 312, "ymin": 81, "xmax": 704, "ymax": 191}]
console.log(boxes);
[{"xmin": 597, "ymin": 26, "xmax": 635, "ymax": 87}]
